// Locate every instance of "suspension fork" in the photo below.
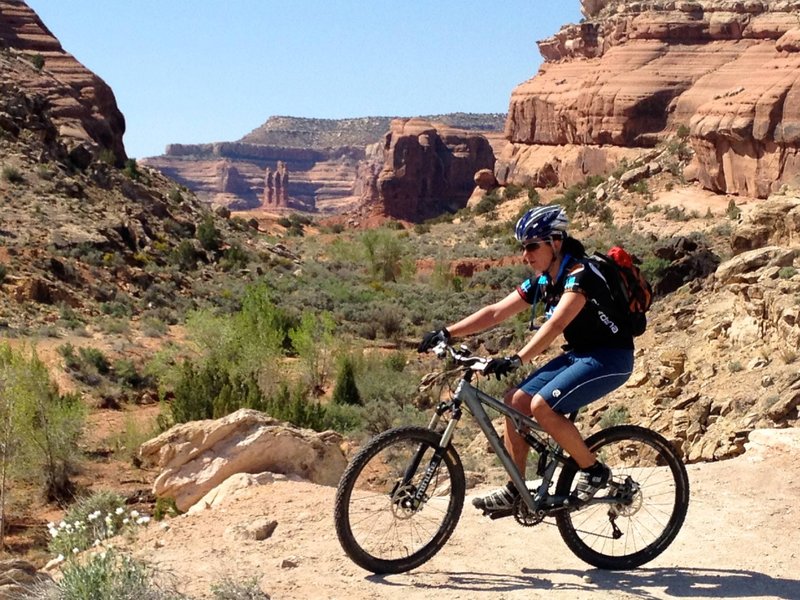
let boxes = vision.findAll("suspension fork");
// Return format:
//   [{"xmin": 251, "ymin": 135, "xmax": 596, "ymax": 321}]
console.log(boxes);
[{"xmin": 398, "ymin": 401, "xmax": 461, "ymax": 504}]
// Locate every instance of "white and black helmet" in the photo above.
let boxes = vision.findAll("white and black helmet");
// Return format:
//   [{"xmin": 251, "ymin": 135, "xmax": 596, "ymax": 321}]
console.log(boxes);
[{"xmin": 514, "ymin": 205, "xmax": 569, "ymax": 243}]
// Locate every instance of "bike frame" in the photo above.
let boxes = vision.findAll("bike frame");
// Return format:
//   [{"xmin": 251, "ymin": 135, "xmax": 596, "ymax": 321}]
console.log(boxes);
[{"xmin": 428, "ymin": 367, "xmax": 574, "ymax": 514}]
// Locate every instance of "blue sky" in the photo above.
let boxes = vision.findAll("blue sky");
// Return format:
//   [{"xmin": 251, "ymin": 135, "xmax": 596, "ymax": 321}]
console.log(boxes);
[{"xmin": 25, "ymin": 1, "xmax": 582, "ymax": 158}]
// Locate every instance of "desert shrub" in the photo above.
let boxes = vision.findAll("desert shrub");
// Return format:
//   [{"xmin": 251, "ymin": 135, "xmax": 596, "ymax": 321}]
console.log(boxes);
[
  {"xmin": 474, "ymin": 191, "xmax": 500, "ymax": 215},
  {"xmin": 332, "ymin": 355, "xmax": 362, "ymax": 406},
  {"xmin": 598, "ymin": 405, "xmax": 630, "ymax": 428},
  {"xmin": 168, "ymin": 187, "xmax": 183, "ymax": 203},
  {"xmin": 165, "ymin": 358, "xmax": 257, "ymax": 424},
  {"xmin": 0, "ymin": 343, "xmax": 86, "ymax": 502},
  {"xmin": 41, "ymin": 550, "xmax": 180, "ymax": 600},
  {"xmin": 289, "ymin": 311, "xmax": 335, "ymax": 393},
  {"xmin": 0, "ymin": 264, "xmax": 6, "ymax": 284},
  {"xmin": 220, "ymin": 243, "xmax": 250, "ymax": 271},
  {"xmin": 778, "ymin": 266, "xmax": 797, "ymax": 279},
  {"xmin": 122, "ymin": 158, "xmax": 140, "ymax": 180},
  {"xmin": 170, "ymin": 240, "xmax": 198, "ymax": 270},
  {"xmin": 726, "ymin": 199, "xmax": 741, "ymax": 220},
  {"xmin": 141, "ymin": 316, "xmax": 169, "ymax": 338},
  {"xmin": 211, "ymin": 577, "xmax": 269, "ymax": 600},
  {"xmin": 360, "ymin": 229, "xmax": 410, "ymax": 282},
  {"xmin": 101, "ymin": 299, "xmax": 133, "ymax": 318},
  {"xmin": 47, "ymin": 491, "xmax": 151, "ymax": 556},
  {"xmin": 112, "ymin": 359, "xmax": 147, "ymax": 389},
  {"xmin": 197, "ymin": 216, "xmax": 223, "ymax": 251},
  {"xmin": 30, "ymin": 53, "xmax": 45, "ymax": 70},
  {"xmin": 153, "ymin": 496, "xmax": 181, "ymax": 521},
  {"xmin": 1, "ymin": 165, "xmax": 23, "ymax": 184},
  {"xmin": 639, "ymin": 256, "xmax": 671, "ymax": 282},
  {"xmin": 108, "ymin": 413, "xmax": 158, "ymax": 462}
]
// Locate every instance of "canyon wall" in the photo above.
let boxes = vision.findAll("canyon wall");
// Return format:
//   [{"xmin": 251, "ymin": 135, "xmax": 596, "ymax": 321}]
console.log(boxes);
[
  {"xmin": 142, "ymin": 115, "xmax": 506, "ymax": 213},
  {"xmin": 501, "ymin": 0, "xmax": 800, "ymax": 197},
  {"xmin": 0, "ymin": 0, "xmax": 126, "ymax": 164}
]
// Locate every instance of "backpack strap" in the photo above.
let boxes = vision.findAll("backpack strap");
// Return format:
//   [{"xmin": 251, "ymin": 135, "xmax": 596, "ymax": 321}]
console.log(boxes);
[{"xmin": 528, "ymin": 254, "xmax": 573, "ymax": 331}]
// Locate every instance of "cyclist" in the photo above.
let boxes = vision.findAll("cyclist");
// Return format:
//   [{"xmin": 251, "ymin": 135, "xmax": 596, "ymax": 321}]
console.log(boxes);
[{"xmin": 417, "ymin": 204, "xmax": 634, "ymax": 516}]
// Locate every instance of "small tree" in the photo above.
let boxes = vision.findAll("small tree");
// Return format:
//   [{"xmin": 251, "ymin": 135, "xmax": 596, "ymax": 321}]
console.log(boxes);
[
  {"xmin": 289, "ymin": 311, "xmax": 335, "ymax": 394},
  {"xmin": 332, "ymin": 356, "xmax": 362, "ymax": 406},
  {"xmin": 0, "ymin": 344, "xmax": 85, "ymax": 503},
  {"xmin": 197, "ymin": 216, "xmax": 223, "ymax": 251}
]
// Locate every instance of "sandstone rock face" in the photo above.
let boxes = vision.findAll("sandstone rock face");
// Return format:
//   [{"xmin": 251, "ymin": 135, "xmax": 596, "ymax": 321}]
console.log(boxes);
[
  {"xmin": 0, "ymin": 0, "xmax": 126, "ymax": 163},
  {"xmin": 358, "ymin": 118, "xmax": 496, "ymax": 220},
  {"xmin": 138, "ymin": 408, "xmax": 347, "ymax": 512},
  {"xmin": 502, "ymin": 0, "xmax": 800, "ymax": 196},
  {"xmin": 142, "ymin": 115, "xmax": 506, "ymax": 213}
]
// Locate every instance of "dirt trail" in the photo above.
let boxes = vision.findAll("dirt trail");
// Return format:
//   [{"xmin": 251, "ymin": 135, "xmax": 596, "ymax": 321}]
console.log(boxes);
[{"xmin": 119, "ymin": 428, "xmax": 800, "ymax": 600}]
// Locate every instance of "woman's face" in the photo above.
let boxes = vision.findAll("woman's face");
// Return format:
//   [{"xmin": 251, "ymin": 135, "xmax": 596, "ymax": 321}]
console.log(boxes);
[{"xmin": 521, "ymin": 238, "xmax": 559, "ymax": 275}]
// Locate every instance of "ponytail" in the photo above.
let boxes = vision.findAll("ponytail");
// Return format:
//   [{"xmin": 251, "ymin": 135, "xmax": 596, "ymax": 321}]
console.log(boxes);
[{"xmin": 561, "ymin": 235, "xmax": 586, "ymax": 258}]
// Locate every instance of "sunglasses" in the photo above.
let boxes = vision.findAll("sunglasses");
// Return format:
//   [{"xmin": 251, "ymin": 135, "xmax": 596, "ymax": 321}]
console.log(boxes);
[{"xmin": 521, "ymin": 240, "xmax": 545, "ymax": 252}]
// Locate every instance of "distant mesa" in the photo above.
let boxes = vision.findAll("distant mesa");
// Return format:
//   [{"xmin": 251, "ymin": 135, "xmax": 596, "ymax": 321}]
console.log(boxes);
[{"xmin": 141, "ymin": 114, "xmax": 507, "ymax": 217}]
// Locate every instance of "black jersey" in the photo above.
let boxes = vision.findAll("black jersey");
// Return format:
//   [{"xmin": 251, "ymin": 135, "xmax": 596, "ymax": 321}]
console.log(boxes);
[{"xmin": 516, "ymin": 256, "xmax": 634, "ymax": 351}]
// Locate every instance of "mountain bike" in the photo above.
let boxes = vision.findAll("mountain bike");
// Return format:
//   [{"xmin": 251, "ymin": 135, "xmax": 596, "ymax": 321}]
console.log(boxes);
[{"xmin": 334, "ymin": 342, "xmax": 690, "ymax": 574}]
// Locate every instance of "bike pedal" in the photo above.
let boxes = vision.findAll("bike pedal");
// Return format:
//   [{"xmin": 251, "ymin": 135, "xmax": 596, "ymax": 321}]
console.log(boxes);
[{"xmin": 485, "ymin": 509, "xmax": 513, "ymax": 520}]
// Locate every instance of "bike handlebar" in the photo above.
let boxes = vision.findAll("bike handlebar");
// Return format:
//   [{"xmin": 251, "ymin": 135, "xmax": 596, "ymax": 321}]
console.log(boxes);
[{"xmin": 431, "ymin": 341, "xmax": 490, "ymax": 372}]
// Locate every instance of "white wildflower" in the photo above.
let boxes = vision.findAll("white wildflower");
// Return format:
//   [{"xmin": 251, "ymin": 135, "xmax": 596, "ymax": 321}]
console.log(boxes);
[
  {"xmin": 72, "ymin": 548, "xmax": 79, "ymax": 554},
  {"xmin": 136, "ymin": 516, "xmax": 150, "ymax": 525},
  {"xmin": 115, "ymin": 507, "xmax": 124, "ymax": 515},
  {"xmin": 130, "ymin": 510, "xmax": 140, "ymax": 519}
]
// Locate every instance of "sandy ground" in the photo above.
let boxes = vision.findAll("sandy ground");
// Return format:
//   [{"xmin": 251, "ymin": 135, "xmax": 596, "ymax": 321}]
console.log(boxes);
[{"xmin": 117, "ymin": 428, "xmax": 800, "ymax": 600}]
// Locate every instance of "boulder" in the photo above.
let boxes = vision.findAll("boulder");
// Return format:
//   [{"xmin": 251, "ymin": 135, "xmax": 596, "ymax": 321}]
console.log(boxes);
[{"xmin": 138, "ymin": 409, "xmax": 347, "ymax": 512}]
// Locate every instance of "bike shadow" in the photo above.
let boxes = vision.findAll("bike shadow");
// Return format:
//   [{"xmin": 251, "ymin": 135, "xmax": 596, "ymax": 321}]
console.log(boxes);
[{"xmin": 367, "ymin": 566, "xmax": 800, "ymax": 599}]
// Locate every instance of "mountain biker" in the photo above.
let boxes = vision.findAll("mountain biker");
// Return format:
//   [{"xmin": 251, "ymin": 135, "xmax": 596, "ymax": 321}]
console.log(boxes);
[{"xmin": 417, "ymin": 204, "xmax": 634, "ymax": 516}]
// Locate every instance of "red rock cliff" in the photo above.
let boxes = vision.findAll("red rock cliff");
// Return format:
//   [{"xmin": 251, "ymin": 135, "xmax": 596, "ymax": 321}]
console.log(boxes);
[
  {"xmin": 501, "ymin": 0, "xmax": 800, "ymax": 197},
  {"xmin": 359, "ymin": 118, "xmax": 496, "ymax": 220},
  {"xmin": 0, "ymin": 0, "xmax": 126, "ymax": 163}
]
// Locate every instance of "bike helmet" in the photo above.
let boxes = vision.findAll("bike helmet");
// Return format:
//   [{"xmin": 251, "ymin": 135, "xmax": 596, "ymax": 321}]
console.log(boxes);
[{"xmin": 514, "ymin": 205, "xmax": 568, "ymax": 243}]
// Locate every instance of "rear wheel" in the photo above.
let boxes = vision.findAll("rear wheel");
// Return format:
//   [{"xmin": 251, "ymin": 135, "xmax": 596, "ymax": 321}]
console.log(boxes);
[
  {"xmin": 555, "ymin": 425, "xmax": 689, "ymax": 569},
  {"xmin": 334, "ymin": 426, "xmax": 465, "ymax": 574}
]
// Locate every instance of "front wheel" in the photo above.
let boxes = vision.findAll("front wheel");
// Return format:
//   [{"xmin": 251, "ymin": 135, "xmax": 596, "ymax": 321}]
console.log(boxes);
[
  {"xmin": 555, "ymin": 425, "xmax": 690, "ymax": 570},
  {"xmin": 334, "ymin": 426, "xmax": 465, "ymax": 574}
]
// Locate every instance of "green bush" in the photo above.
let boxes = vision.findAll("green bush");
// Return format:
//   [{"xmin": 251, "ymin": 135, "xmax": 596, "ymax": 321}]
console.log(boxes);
[
  {"xmin": 221, "ymin": 243, "xmax": 250, "ymax": 271},
  {"xmin": 332, "ymin": 356, "xmax": 362, "ymax": 406},
  {"xmin": 122, "ymin": 159, "xmax": 140, "ymax": 180},
  {"xmin": 170, "ymin": 240, "xmax": 198, "ymax": 270},
  {"xmin": 598, "ymin": 405, "xmax": 630, "ymax": 428},
  {"xmin": 42, "ymin": 550, "xmax": 180, "ymax": 600},
  {"xmin": 47, "ymin": 491, "xmax": 150, "ymax": 557},
  {"xmin": 31, "ymin": 53, "xmax": 45, "ymax": 70},
  {"xmin": 1, "ymin": 165, "xmax": 23, "ymax": 184},
  {"xmin": 197, "ymin": 216, "xmax": 223, "ymax": 251},
  {"xmin": 211, "ymin": 577, "xmax": 269, "ymax": 600},
  {"xmin": 1, "ymin": 343, "xmax": 86, "ymax": 502}
]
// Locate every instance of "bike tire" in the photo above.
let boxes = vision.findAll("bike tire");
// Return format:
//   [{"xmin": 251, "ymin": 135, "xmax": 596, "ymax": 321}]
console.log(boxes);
[
  {"xmin": 555, "ymin": 425, "xmax": 690, "ymax": 570},
  {"xmin": 333, "ymin": 426, "xmax": 465, "ymax": 574}
]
